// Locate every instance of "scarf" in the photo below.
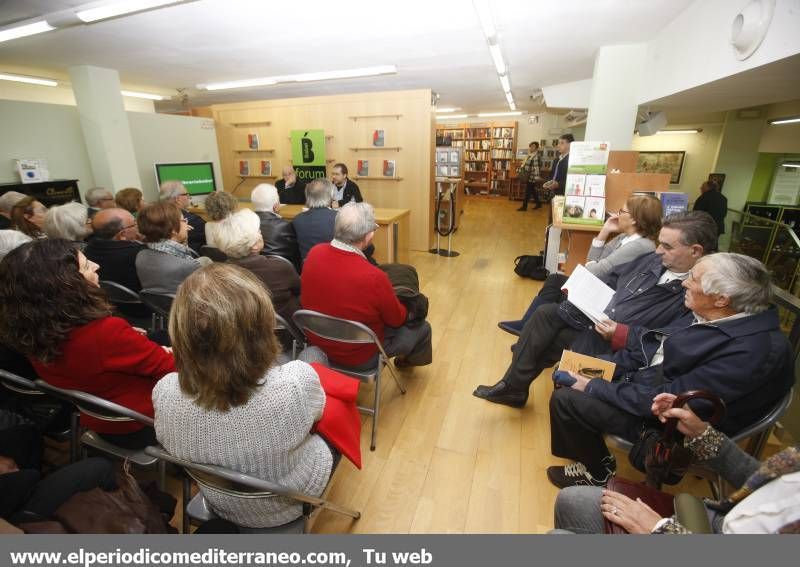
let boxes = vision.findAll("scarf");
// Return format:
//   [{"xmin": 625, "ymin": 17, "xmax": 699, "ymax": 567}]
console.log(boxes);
[{"xmin": 146, "ymin": 239, "xmax": 196, "ymax": 260}]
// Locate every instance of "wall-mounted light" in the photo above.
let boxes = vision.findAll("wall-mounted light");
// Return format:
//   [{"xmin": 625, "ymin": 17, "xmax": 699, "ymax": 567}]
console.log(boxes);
[
  {"xmin": 0, "ymin": 72, "xmax": 58, "ymax": 86},
  {"xmin": 435, "ymin": 107, "xmax": 462, "ymax": 113},
  {"xmin": 769, "ymin": 116, "xmax": 800, "ymax": 125},
  {"xmin": 654, "ymin": 129, "xmax": 702, "ymax": 135},
  {"xmin": 121, "ymin": 90, "xmax": 169, "ymax": 100}
]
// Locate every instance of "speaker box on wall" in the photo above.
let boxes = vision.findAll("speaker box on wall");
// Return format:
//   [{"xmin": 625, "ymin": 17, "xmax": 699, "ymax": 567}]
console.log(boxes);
[{"xmin": 637, "ymin": 111, "xmax": 668, "ymax": 137}]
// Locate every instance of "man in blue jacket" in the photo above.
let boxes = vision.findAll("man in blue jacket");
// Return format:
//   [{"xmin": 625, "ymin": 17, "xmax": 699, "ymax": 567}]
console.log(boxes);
[
  {"xmin": 546, "ymin": 253, "xmax": 794, "ymax": 488},
  {"xmin": 474, "ymin": 212, "xmax": 718, "ymax": 408}
]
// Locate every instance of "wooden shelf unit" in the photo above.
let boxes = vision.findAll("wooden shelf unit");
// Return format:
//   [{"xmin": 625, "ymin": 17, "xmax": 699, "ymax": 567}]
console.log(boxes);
[{"xmin": 231, "ymin": 121, "xmax": 271, "ymax": 128}]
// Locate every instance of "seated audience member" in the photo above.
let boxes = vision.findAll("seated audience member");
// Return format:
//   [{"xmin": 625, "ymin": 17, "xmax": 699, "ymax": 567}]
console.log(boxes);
[
  {"xmin": 275, "ymin": 166, "xmax": 306, "ymax": 205},
  {"xmin": 85, "ymin": 187, "xmax": 115, "ymax": 218},
  {"xmin": 0, "ymin": 230, "xmax": 35, "ymax": 380},
  {"xmin": 693, "ymin": 180, "xmax": 727, "ymax": 236},
  {"xmin": 474, "ymin": 211, "xmax": 718, "ymax": 408},
  {"xmin": 136, "ymin": 202, "xmax": 210, "ymax": 296},
  {"xmin": 114, "ymin": 187, "xmax": 145, "ymax": 216},
  {"xmin": 84, "ymin": 208, "xmax": 146, "ymax": 293},
  {"xmin": 215, "ymin": 209, "xmax": 301, "ymax": 326},
  {"xmin": 500, "ymin": 195, "xmax": 663, "ymax": 335},
  {"xmin": 547, "ymin": 253, "xmax": 793, "ymax": 489},
  {"xmin": 331, "ymin": 163, "xmax": 363, "ymax": 208},
  {"xmin": 0, "ymin": 229, "xmax": 31, "ymax": 261},
  {"xmin": 153, "ymin": 263, "xmax": 332, "ymax": 529},
  {"xmin": 0, "ymin": 239, "xmax": 175, "ymax": 449},
  {"xmin": 159, "ymin": 181, "xmax": 205, "ymax": 253},
  {"xmin": 0, "ymin": 191, "xmax": 26, "ymax": 230},
  {"xmin": 251, "ymin": 183, "xmax": 300, "ymax": 269},
  {"xmin": 301, "ymin": 202, "xmax": 432, "ymax": 369},
  {"xmin": 292, "ymin": 178, "xmax": 338, "ymax": 263},
  {"xmin": 43, "ymin": 202, "xmax": 91, "ymax": 248},
  {"xmin": 203, "ymin": 190, "xmax": 239, "ymax": 249},
  {"xmin": 554, "ymin": 395, "xmax": 800, "ymax": 534},
  {"xmin": 10, "ymin": 196, "xmax": 47, "ymax": 238}
]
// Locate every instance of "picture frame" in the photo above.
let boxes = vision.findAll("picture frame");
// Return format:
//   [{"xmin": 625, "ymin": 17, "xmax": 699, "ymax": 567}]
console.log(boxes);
[{"xmin": 636, "ymin": 151, "xmax": 687, "ymax": 184}]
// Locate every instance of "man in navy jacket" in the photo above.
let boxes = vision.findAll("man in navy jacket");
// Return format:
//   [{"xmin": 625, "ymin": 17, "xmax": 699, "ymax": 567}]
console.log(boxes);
[{"xmin": 546, "ymin": 253, "xmax": 794, "ymax": 488}]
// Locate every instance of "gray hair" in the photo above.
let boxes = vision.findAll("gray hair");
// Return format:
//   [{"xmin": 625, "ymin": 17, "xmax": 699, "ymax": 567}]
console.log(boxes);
[
  {"xmin": 0, "ymin": 230, "xmax": 32, "ymax": 261},
  {"xmin": 251, "ymin": 184, "xmax": 280, "ymax": 212},
  {"xmin": 213, "ymin": 209, "xmax": 262, "ymax": 259},
  {"xmin": 0, "ymin": 191, "xmax": 26, "ymax": 214},
  {"xmin": 662, "ymin": 211, "xmax": 718, "ymax": 254},
  {"xmin": 159, "ymin": 181, "xmax": 188, "ymax": 201},
  {"xmin": 696, "ymin": 253, "xmax": 772, "ymax": 314},
  {"xmin": 305, "ymin": 178, "xmax": 335, "ymax": 209},
  {"xmin": 44, "ymin": 201, "xmax": 90, "ymax": 241},
  {"xmin": 85, "ymin": 187, "xmax": 113, "ymax": 207},
  {"xmin": 334, "ymin": 202, "xmax": 376, "ymax": 245}
]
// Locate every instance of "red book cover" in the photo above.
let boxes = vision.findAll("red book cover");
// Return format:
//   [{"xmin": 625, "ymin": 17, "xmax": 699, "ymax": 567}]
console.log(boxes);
[
  {"xmin": 357, "ymin": 159, "xmax": 369, "ymax": 176},
  {"xmin": 238, "ymin": 160, "xmax": 249, "ymax": 176},
  {"xmin": 383, "ymin": 159, "xmax": 395, "ymax": 177}
]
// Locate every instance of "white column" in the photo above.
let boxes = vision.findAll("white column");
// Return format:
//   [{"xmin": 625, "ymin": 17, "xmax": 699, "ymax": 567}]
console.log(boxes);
[
  {"xmin": 713, "ymin": 110, "xmax": 767, "ymax": 214},
  {"xmin": 68, "ymin": 65, "xmax": 141, "ymax": 192},
  {"xmin": 584, "ymin": 44, "xmax": 646, "ymax": 150}
]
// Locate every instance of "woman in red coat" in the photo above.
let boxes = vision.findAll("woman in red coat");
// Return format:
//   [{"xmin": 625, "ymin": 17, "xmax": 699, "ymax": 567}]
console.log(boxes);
[{"xmin": 0, "ymin": 238, "xmax": 175, "ymax": 449}]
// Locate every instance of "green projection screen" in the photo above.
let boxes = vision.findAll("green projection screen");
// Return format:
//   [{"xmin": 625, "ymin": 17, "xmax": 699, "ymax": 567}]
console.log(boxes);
[{"xmin": 154, "ymin": 162, "xmax": 217, "ymax": 195}]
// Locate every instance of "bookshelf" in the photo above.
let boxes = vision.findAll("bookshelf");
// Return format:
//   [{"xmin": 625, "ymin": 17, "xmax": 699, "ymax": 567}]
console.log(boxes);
[{"xmin": 489, "ymin": 124, "xmax": 517, "ymax": 196}]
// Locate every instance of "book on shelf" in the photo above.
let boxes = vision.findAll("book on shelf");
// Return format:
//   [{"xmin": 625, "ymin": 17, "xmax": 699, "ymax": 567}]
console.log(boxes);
[
  {"xmin": 248, "ymin": 133, "xmax": 259, "ymax": 150},
  {"xmin": 260, "ymin": 160, "xmax": 272, "ymax": 176},
  {"xmin": 239, "ymin": 160, "xmax": 250, "ymax": 176},
  {"xmin": 357, "ymin": 160, "xmax": 369, "ymax": 176},
  {"xmin": 372, "ymin": 129, "xmax": 385, "ymax": 147},
  {"xmin": 437, "ymin": 165, "xmax": 449, "ymax": 176},
  {"xmin": 383, "ymin": 160, "xmax": 395, "ymax": 177},
  {"xmin": 492, "ymin": 127, "xmax": 513, "ymax": 138},
  {"xmin": 449, "ymin": 166, "xmax": 459, "ymax": 177},
  {"xmin": 449, "ymin": 150, "xmax": 459, "ymax": 163}
]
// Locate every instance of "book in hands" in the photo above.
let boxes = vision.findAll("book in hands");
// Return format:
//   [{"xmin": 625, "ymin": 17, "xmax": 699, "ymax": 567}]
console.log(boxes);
[
  {"xmin": 558, "ymin": 350, "xmax": 616, "ymax": 381},
  {"xmin": 560, "ymin": 264, "xmax": 615, "ymax": 324}
]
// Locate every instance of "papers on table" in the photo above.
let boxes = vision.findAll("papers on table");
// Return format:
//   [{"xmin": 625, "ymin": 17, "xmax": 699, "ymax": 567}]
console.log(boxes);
[{"xmin": 560, "ymin": 264, "xmax": 615, "ymax": 324}]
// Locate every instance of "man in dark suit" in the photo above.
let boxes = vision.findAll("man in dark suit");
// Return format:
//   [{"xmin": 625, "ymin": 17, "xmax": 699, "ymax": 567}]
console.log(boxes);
[
  {"xmin": 251, "ymin": 183, "xmax": 300, "ymax": 270},
  {"xmin": 275, "ymin": 166, "xmax": 307, "ymax": 205},
  {"xmin": 292, "ymin": 178, "xmax": 338, "ymax": 263},
  {"xmin": 159, "ymin": 181, "xmax": 206, "ymax": 253},
  {"xmin": 331, "ymin": 163, "xmax": 363, "ymax": 208},
  {"xmin": 84, "ymin": 208, "xmax": 145, "ymax": 293},
  {"xmin": 542, "ymin": 133, "xmax": 573, "ymax": 196},
  {"xmin": 693, "ymin": 180, "xmax": 728, "ymax": 235}
]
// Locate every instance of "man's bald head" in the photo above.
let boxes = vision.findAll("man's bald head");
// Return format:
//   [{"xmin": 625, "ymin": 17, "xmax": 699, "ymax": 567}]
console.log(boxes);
[{"xmin": 92, "ymin": 208, "xmax": 138, "ymax": 240}]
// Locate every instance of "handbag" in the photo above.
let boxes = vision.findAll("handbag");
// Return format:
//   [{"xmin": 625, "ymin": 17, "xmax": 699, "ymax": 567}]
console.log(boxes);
[{"xmin": 514, "ymin": 255, "xmax": 548, "ymax": 280}]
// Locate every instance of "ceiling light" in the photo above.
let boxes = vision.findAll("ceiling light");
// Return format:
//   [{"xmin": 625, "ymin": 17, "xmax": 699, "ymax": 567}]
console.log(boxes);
[
  {"xmin": 201, "ymin": 77, "xmax": 279, "ymax": 91},
  {"xmin": 654, "ymin": 129, "xmax": 702, "ymax": 134},
  {"xmin": 436, "ymin": 107, "xmax": 461, "ymax": 113},
  {"xmin": 488, "ymin": 44, "xmax": 506, "ymax": 75},
  {"xmin": 121, "ymin": 90, "xmax": 168, "ymax": 100},
  {"xmin": 769, "ymin": 116, "xmax": 800, "ymax": 125},
  {"xmin": 436, "ymin": 114, "xmax": 469, "ymax": 120},
  {"xmin": 478, "ymin": 111, "xmax": 523, "ymax": 117},
  {"xmin": 200, "ymin": 65, "xmax": 396, "ymax": 91},
  {"xmin": 472, "ymin": 0, "xmax": 496, "ymax": 40},
  {"xmin": 509, "ymin": 101, "xmax": 517, "ymax": 111},
  {"xmin": 499, "ymin": 75, "xmax": 511, "ymax": 93},
  {"xmin": 782, "ymin": 162, "xmax": 800, "ymax": 169},
  {"xmin": 0, "ymin": 73, "xmax": 58, "ymax": 87},
  {"xmin": 505, "ymin": 90, "xmax": 514, "ymax": 105},
  {"xmin": 76, "ymin": 0, "xmax": 184, "ymax": 23},
  {"xmin": 0, "ymin": 20, "xmax": 55, "ymax": 43}
]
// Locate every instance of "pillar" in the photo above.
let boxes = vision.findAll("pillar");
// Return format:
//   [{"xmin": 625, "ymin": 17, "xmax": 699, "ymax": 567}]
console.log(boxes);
[
  {"xmin": 68, "ymin": 65, "xmax": 141, "ymax": 193},
  {"xmin": 713, "ymin": 109, "xmax": 767, "ymax": 213},
  {"xmin": 584, "ymin": 45, "xmax": 646, "ymax": 150}
]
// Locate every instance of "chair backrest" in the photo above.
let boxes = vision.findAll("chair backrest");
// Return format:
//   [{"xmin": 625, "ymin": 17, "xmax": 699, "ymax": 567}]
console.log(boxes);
[
  {"xmin": 200, "ymin": 246, "xmax": 228, "ymax": 263},
  {"xmin": 730, "ymin": 387, "xmax": 794, "ymax": 443},
  {"xmin": 0, "ymin": 369, "xmax": 42, "ymax": 396},
  {"xmin": 265, "ymin": 255, "xmax": 295, "ymax": 269},
  {"xmin": 33, "ymin": 380, "xmax": 154, "ymax": 427},
  {"xmin": 292, "ymin": 309, "xmax": 379, "ymax": 345},
  {"xmin": 139, "ymin": 291, "xmax": 175, "ymax": 317},
  {"xmin": 100, "ymin": 280, "xmax": 143, "ymax": 305}
]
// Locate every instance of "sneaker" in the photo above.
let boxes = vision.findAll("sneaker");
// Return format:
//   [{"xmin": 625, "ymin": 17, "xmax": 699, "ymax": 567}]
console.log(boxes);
[{"xmin": 546, "ymin": 457, "xmax": 616, "ymax": 489}]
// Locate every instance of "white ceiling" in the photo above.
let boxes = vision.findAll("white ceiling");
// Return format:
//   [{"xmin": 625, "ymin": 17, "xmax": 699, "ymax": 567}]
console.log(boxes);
[{"xmin": 0, "ymin": 0, "xmax": 696, "ymax": 113}]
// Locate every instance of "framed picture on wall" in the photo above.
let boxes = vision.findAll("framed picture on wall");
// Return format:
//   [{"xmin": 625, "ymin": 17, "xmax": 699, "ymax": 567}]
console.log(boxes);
[{"xmin": 636, "ymin": 151, "xmax": 686, "ymax": 184}]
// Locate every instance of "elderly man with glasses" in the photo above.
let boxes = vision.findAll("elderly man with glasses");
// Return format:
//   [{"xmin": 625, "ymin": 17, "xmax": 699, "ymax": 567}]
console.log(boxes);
[
  {"xmin": 84, "ymin": 208, "xmax": 145, "ymax": 294},
  {"xmin": 159, "ymin": 181, "xmax": 206, "ymax": 253},
  {"xmin": 85, "ymin": 187, "xmax": 116, "ymax": 219}
]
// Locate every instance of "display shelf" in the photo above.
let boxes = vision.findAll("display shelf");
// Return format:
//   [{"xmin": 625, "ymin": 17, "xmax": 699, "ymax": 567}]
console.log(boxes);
[
  {"xmin": 353, "ymin": 176, "xmax": 404, "ymax": 181},
  {"xmin": 231, "ymin": 121, "xmax": 271, "ymax": 128},
  {"xmin": 350, "ymin": 147, "xmax": 402, "ymax": 152}
]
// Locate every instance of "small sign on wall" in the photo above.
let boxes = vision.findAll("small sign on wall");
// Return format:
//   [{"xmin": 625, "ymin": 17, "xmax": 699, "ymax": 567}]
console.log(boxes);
[
  {"xmin": 15, "ymin": 158, "xmax": 49, "ymax": 184},
  {"xmin": 768, "ymin": 163, "xmax": 800, "ymax": 206}
]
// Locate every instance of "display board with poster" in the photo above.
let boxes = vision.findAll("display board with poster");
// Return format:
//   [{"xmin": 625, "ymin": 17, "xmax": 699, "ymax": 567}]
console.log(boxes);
[{"xmin": 561, "ymin": 141, "xmax": 610, "ymax": 226}]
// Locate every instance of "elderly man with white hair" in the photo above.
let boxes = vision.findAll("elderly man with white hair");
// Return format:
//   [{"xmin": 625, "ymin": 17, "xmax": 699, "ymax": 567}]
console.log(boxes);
[
  {"xmin": 545, "ymin": 252, "xmax": 794, "ymax": 490},
  {"xmin": 159, "ymin": 181, "xmax": 206, "ymax": 253},
  {"xmin": 251, "ymin": 184, "xmax": 300, "ymax": 269},
  {"xmin": 301, "ymin": 202, "xmax": 432, "ymax": 370},
  {"xmin": 44, "ymin": 202, "xmax": 91, "ymax": 247},
  {"xmin": 85, "ymin": 187, "xmax": 115, "ymax": 219},
  {"xmin": 0, "ymin": 191, "xmax": 26, "ymax": 229}
]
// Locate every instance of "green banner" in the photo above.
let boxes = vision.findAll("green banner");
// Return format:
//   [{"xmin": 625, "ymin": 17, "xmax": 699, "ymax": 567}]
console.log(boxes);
[{"xmin": 291, "ymin": 130, "xmax": 326, "ymax": 166}]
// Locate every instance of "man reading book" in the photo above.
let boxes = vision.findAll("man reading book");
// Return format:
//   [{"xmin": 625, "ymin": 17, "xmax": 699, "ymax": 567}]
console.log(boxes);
[{"xmin": 473, "ymin": 211, "xmax": 718, "ymax": 408}]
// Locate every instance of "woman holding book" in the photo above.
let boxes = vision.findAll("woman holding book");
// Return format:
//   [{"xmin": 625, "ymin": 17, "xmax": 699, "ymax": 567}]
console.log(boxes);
[{"xmin": 499, "ymin": 194, "xmax": 663, "ymax": 336}]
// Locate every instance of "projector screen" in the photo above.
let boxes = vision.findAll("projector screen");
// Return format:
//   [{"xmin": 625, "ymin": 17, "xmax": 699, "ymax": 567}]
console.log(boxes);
[{"xmin": 154, "ymin": 162, "xmax": 216, "ymax": 196}]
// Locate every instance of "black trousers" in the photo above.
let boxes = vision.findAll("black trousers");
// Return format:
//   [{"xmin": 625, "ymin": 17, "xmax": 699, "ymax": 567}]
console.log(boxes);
[
  {"xmin": 569, "ymin": 329, "xmax": 613, "ymax": 358},
  {"xmin": 549, "ymin": 387, "xmax": 644, "ymax": 476},
  {"xmin": 502, "ymin": 303, "xmax": 582, "ymax": 390},
  {"xmin": 521, "ymin": 181, "xmax": 540, "ymax": 207}
]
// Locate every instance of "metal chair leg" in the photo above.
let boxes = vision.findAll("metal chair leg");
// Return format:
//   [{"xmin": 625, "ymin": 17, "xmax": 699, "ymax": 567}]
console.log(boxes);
[
  {"xmin": 370, "ymin": 374, "xmax": 381, "ymax": 451},
  {"xmin": 69, "ymin": 412, "xmax": 80, "ymax": 463},
  {"xmin": 384, "ymin": 358, "xmax": 407, "ymax": 394},
  {"xmin": 182, "ymin": 474, "xmax": 191, "ymax": 534},
  {"xmin": 157, "ymin": 459, "xmax": 166, "ymax": 492}
]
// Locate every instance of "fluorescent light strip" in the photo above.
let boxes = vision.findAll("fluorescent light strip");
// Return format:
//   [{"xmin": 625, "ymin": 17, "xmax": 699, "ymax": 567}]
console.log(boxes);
[
  {"xmin": 783, "ymin": 163, "xmax": 800, "ymax": 169},
  {"xmin": 505, "ymin": 91, "xmax": 514, "ymax": 105},
  {"xmin": 76, "ymin": 0, "xmax": 183, "ymax": 23},
  {"xmin": 435, "ymin": 107, "xmax": 461, "ymax": 113},
  {"xmin": 509, "ymin": 101, "xmax": 517, "ymax": 111},
  {"xmin": 472, "ymin": 0, "xmax": 496, "ymax": 40},
  {"xmin": 478, "ymin": 111, "xmax": 522, "ymax": 117},
  {"xmin": 488, "ymin": 44, "xmax": 506, "ymax": 76},
  {"xmin": 499, "ymin": 75, "xmax": 511, "ymax": 93},
  {"xmin": 0, "ymin": 20, "xmax": 55, "ymax": 43},
  {"xmin": 655, "ymin": 129, "xmax": 701, "ymax": 135},
  {"xmin": 201, "ymin": 65, "xmax": 396, "ymax": 91},
  {"xmin": 121, "ymin": 90, "xmax": 168, "ymax": 100},
  {"xmin": 436, "ymin": 114, "xmax": 469, "ymax": 120},
  {"xmin": 0, "ymin": 73, "xmax": 58, "ymax": 87},
  {"xmin": 769, "ymin": 116, "xmax": 800, "ymax": 125}
]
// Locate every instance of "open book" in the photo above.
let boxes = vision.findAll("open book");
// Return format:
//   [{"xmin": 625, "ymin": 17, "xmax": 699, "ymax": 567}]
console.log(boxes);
[{"xmin": 560, "ymin": 264, "xmax": 615, "ymax": 324}]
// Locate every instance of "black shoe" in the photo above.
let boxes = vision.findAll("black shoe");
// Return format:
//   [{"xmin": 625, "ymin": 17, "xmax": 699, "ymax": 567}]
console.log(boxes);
[
  {"xmin": 472, "ymin": 380, "xmax": 528, "ymax": 408},
  {"xmin": 516, "ymin": 206, "xmax": 528, "ymax": 212},
  {"xmin": 546, "ymin": 456, "xmax": 616, "ymax": 489},
  {"xmin": 497, "ymin": 320, "xmax": 523, "ymax": 336},
  {"xmin": 532, "ymin": 203, "xmax": 542, "ymax": 210}
]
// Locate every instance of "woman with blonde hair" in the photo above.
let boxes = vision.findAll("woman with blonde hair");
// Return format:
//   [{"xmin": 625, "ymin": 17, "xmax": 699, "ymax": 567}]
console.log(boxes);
[
  {"xmin": 115, "ymin": 187, "xmax": 145, "ymax": 216},
  {"xmin": 152, "ymin": 263, "xmax": 330, "ymax": 529},
  {"xmin": 10, "ymin": 196, "xmax": 47, "ymax": 238}
]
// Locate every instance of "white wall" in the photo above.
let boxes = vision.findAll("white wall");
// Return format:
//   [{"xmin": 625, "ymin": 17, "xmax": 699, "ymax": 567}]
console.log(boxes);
[{"xmin": 0, "ymin": 80, "xmax": 155, "ymax": 112}]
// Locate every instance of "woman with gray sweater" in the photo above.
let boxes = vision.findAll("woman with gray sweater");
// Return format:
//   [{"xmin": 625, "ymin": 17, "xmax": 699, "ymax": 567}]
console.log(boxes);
[
  {"xmin": 153, "ymin": 263, "xmax": 332, "ymax": 529},
  {"xmin": 135, "ymin": 201, "xmax": 211, "ymax": 296},
  {"xmin": 499, "ymin": 195, "xmax": 662, "ymax": 335}
]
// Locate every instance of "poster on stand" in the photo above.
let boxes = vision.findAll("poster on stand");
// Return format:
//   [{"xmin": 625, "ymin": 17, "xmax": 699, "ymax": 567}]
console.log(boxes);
[{"xmin": 562, "ymin": 141, "xmax": 609, "ymax": 226}]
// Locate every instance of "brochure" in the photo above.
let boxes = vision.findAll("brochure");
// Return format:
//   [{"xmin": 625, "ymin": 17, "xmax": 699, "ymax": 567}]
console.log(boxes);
[{"xmin": 560, "ymin": 265, "xmax": 615, "ymax": 324}]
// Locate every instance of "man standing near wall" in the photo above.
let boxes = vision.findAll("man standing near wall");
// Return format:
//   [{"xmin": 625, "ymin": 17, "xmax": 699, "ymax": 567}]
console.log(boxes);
[
  {"xmin": 543, "ymin": 134, "xmax": 574, "ymax": 196},
  {"xmin": 517, "ymin": 142, "xmax": 544, "ymax": 211},
  {"xmin": 693, "ymin": 180, "xmax": 727, "ymax": 236}
]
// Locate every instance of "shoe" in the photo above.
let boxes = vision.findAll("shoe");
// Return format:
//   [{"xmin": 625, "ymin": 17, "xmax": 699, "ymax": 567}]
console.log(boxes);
[
  {"xmin": 516, "ymin": 206, "xmax": 528, "ymax": 212},
  {"xmin": 472, "ymin": 380, "xmax": 528, "ymax": 408},
  {"xmin": 393, "ymin": 356, "xmax": 413, "ymax": 369},
  {"xmin": 498, "ymin": 320, "xmax": 523, "ymax": 336},
  {"xmin": 532, "ymin": 203, "xmax": 542, "ymax": 210},
  {"xmin": 546, "ymin": 457, "xmax": 616, "ymax": 489}
]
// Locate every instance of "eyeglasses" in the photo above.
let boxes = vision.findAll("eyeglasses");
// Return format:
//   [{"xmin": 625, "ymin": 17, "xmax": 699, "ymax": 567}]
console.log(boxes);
[
  {"xmin": 618, "ymin": 208, "xmax": 630, "ymax": 215},
  {"xmin": 176, "ymin": 193, "xmax": 189, "ymax": 197}
]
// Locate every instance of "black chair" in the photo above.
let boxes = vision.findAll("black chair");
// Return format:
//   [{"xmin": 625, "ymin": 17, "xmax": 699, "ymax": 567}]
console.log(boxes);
[
  {"xmin": 100, "ymin": 280, "xmax": 153, "ymax": 330},
  {"xmin": 138, "ymin": 291, "xmax": 175, "ymax": 331},
  {"xmin": 200, "ymin": 246, "xmax": 228, "ymax": 263}
]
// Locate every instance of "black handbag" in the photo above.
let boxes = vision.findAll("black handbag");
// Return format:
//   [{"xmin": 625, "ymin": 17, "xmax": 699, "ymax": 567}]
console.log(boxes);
[{"xmin": 513, "ymin": 255, "xmax": 548, "ymax": 280}]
